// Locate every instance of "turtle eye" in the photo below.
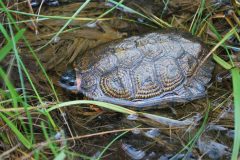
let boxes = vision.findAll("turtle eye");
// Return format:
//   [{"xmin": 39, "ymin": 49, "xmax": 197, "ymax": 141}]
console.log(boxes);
[
  {"xmin": 68, "ymin": 81, "xmax": 75, "ymax": 86},
  {"xmin": 59, "ymin": 69, "xmax": 76, "ymax": 85}
]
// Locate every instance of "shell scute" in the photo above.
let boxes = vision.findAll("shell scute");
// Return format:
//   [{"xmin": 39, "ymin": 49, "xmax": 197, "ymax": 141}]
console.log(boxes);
[
  {"xmin": 155, "ymin": 58, "xmax": 185, "ymax": 91},
  {"xmin": 100, "ymin": 69, "xmax": 133, "ymax": 99},
  {"xmin": 114, "ymin": 48, "xmax": 143, "ymax": 69},
  {"xmin": 132, "ymin": 60, "xmax": 163, "ymax": 99}
]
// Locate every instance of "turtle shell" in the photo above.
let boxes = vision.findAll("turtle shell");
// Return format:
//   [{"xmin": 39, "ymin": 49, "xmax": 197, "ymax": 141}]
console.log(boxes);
[{"xmin": 66, "ymin": 30, "xmax": 214, "ymax": 108}]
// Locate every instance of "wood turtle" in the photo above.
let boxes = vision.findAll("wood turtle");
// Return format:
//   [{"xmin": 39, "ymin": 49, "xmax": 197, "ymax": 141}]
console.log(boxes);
[{"xmin": 59, "ymin": 30, "xmax": 214, "ymax": 109}]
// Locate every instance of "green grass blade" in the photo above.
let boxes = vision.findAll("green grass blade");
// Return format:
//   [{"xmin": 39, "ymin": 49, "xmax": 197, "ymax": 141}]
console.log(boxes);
[
  {"xmin": 0, "ymin": 23, "xmax": 11, "ymax": 41},
  {"xmin": 207, "ymin": 27, "xmax": 236, "ymax": 57},
  {"xmin": 213, "ymin": 54, "xmax": 233, "ymax": 70},
  {"xmin": 8, "ymin": 22, "xmax": 26, "ymax": 102},
  {"xmin": 40, "ymin": 108, "xmax": 58, "ymax": 131},
  {"xmin": 0, "ymin": 68, "xmax": 20, "ymax": 108},
  {"xmin": 54, "ymin": 151, "xmax": 66, "ymax": 160},
  {"xmin": 0, "ymin": 8, "xmax": 102, "ymax": 21},
  {"xmin": 171, "ymin": 102, "xmax": 211, "ymax": 159},
  {"xmin": 96, "ymin": 0, "xmax": 124, "ymax": 19},
  {"xmin": 107, "ymin": 0, "xmax": 171, "ymax": 27},
  {"xmin": 34, "ymin": 150, "xmax": 40, "ymax": 160},
  {"xmin": 0, "ymin": 0, "xmax": 59, "ymax": 104},
  {"xmin": 190, "ymin": 0, "xmax": 206, "ymax": 34},
  {"xmin": 17, "ymin": 53, "xmax": 43, "ymax": 103},
  {"xmin": 64, "ymin": 150, "xmax": 91, "ymax": 159},
  {"xmin": 41, "ymin": 122, "xmax": 58, "ymax": 156},
  {"xmin": 231, "ymin": 67, "xmax": 240, "ymax": 160},
  {"xmin": 36, "ymin": 0, "xmax": 91, "ymax": 51},
  {"xmin": 8, "ymin": 21, "xmax": 35, "ymax": 143},
  {"xmin": 207, "ymin": 21, "xmax": 222, "ymax": 39},
  {"xmin": 47, "ymin": 100, "xmax": 136, "ymax": 115},
  {"xmin": 0, "ymin": 28, "xmax": 25, "ymax": 61},
  {"xmin": 0, "ymin": 65, "xmax": 29, "ymax": 134},
  {"xmin": 207, "ymin": 21, "xmax": 235, "ymax": 66},
  {"xmin": 0, "ymin": 112, "xmax": 32, "ymax": 149},
  {"xmin": 96, "ymin": 131, "xmax": 129, "ymax": 160}
]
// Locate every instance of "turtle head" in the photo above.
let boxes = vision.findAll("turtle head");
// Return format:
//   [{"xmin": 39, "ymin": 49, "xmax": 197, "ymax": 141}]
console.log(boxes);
[{"xmin": 59, "ymin": 69, "xmax": 81, "ymax": 93}]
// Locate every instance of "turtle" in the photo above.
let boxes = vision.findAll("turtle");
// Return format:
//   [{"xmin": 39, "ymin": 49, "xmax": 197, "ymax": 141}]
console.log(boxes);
[{"xmin": 59, "ymin": 30, "xmax": 214, "ymax": 109}]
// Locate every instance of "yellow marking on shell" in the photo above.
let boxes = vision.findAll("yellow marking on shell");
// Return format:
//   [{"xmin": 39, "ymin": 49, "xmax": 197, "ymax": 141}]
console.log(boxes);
[
  {"xmin": 100, "ymin": 74, "xmax": 131, "ymax": 99},
  {"xmin": 134, "ymin": 76, "xmax": 163, "ymax": 99},
  {"xmin": 162, "ymin": 73, "xmax": 184, "ymax": 91},
  {"xmin": 154, "ymin": 58, "xmax": 185, "ymax": 92}
]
